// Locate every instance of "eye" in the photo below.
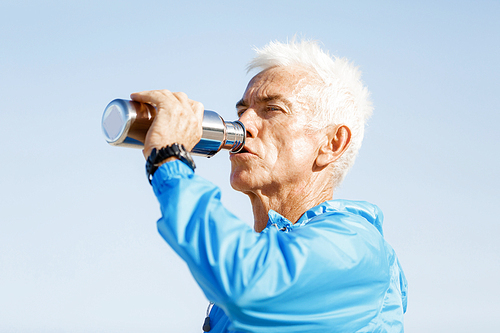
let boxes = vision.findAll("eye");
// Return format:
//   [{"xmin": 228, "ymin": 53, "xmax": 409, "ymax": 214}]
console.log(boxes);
[
  {"xmin": 237, "ymin": 109, "xmax": 246, "ymax": 118},
  {"xmin": 267, "ymin": 106, "xmax": 281, "ymax": 112}
]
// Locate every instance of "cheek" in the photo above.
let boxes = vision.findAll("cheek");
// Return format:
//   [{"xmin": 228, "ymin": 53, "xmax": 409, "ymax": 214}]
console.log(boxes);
[{"xmin": 277, "ymin": 135, "xmax": 317, "ymax": 171}]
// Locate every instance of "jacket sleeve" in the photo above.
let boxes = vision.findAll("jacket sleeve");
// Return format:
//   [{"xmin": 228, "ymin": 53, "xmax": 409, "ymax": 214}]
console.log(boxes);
[
  {"xmin": 151, "ymin": 161, "xmax": 263, "ymax": 305},
  {"xmin": 151, "ymin": 161, "xmax": 391, "ymax": 331}
]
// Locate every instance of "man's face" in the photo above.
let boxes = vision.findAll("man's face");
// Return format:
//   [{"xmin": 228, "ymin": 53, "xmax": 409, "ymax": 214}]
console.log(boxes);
[{"xmin": 229, "ymin": 66, "xmax": 321, "ymax": 195}]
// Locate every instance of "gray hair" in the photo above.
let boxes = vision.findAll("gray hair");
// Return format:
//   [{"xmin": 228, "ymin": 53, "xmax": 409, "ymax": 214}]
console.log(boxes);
[{"xmin": 247, "ymin": 38, "xmax": 373, "ymax": 185}]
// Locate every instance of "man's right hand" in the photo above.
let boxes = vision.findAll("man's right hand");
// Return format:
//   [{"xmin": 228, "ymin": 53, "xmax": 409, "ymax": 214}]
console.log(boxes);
[{"xmin": 130, "ymin": 90, "xmax": 204, "ymax": 159}]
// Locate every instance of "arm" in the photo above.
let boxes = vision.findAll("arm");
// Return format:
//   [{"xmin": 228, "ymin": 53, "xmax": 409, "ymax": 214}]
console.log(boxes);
[{"xmin": 152, "ymin": 161, "xmax": 391, "ymax": 332}]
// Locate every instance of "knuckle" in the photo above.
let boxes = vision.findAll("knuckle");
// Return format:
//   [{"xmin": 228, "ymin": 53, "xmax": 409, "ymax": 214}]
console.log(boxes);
[
  {"xmin": 174, "ymin": 91, "xmax": 188, "ymax": 100},
  {"xmin": 193, "ymin": 101, "xmax": 203, "ymax": 109}
]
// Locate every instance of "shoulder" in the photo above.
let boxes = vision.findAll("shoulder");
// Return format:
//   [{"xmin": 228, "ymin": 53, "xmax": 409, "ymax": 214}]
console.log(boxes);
[{"xmin": 297, "ymin": 208, "xmax": 386, "ymax": 251}]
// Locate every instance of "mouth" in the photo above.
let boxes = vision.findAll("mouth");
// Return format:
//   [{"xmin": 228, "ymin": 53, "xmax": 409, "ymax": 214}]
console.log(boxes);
[
  {"xmin": 230, "ymin": 146, "xmax": 254, "ymax": 157},
  {"xmin": 236, "ymin": 147, "xmax": 249, "ymax": 154}
]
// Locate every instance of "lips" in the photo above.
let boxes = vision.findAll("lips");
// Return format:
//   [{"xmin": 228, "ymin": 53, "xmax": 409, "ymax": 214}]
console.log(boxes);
[
  {"xmin": 237, "ymin": 147, "xmax": 249, "ymax": 154},
  {"xmin": 232, "ymin": 144, "xmax": 253, "ymax": 154},
  {"xmin": 230, "ymin": 145, "xmax": 255, "ymax": 158}
]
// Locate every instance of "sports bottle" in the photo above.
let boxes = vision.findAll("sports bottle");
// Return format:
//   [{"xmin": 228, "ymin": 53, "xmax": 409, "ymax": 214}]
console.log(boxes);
[{"xmin": 101, "ymin": 99, "xmax": 245, "ymax": 156}]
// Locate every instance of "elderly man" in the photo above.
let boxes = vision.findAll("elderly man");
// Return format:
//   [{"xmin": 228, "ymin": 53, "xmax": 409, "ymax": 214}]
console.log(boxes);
[{"xmin": 131, "ymin": 39, "xmax": 407, "ymax": 332}]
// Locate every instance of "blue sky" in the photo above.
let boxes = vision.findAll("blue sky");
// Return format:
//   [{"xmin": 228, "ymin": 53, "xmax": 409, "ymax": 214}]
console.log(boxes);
[{"xmin": 1, "ymin": 1, "xmax": 499, "ymax": 331}]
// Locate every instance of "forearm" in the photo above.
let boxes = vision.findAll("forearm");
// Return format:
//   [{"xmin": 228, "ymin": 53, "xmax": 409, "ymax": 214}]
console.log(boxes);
[{"xmin": 151, "ymin": 160, "xmax": 258, "ymax": 304}]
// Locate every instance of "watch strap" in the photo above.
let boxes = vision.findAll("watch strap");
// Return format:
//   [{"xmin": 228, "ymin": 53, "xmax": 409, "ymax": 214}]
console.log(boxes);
[{"xmin": 146, "ymin": 143, "xmax": 196, "ymax": 184}]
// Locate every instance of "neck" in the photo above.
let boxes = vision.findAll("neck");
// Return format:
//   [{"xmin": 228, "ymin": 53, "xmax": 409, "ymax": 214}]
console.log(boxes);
[{"xmin": 248, "ymin": 174, "xmax": 334, "ymax": 232}]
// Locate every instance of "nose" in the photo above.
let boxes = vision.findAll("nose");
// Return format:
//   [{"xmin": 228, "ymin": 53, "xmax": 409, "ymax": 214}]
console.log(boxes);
[{"xmin": 238, "ymin": 109, "xmax": 257, "ymax": 139}]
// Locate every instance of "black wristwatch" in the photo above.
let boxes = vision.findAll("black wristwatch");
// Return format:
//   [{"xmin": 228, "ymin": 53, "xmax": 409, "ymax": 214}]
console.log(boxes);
[{"xmin": 146, "ymin": 143, "xmax": 196, "ymax": 184}]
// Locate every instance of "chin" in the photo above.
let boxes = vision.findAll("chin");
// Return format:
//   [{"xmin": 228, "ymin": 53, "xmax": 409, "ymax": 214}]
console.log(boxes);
[
  {"xmin": 230, "ymin": 172, "xmax": 246, "ymax": 192},
  {"xmin": 230, "ymin": 169, "xmax": 256, "ymax": 193}
]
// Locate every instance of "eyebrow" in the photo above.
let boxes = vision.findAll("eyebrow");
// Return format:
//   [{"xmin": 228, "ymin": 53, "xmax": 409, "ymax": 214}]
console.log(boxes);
[
  {"xmin": 235, "ymin": 94, "xmax": 291, "ymax": 110},
  {"xmin": 235, "ymin": 99, "xmax": 247, "ymax": 109}
]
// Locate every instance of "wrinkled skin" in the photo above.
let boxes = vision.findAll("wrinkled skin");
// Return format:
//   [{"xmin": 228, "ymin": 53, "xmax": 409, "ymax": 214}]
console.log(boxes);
[
  {"xmin": 230, "ymin": 66, "xmax": 351, "ymax": 231},
  {"xmin": 133, "ymin": 66, "xmax": 351, "ymax": 232}
]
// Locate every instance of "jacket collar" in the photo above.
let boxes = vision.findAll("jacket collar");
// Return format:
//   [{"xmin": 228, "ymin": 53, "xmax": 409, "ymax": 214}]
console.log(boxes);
[{"xmin": 265, "ymin": 199, "xmax": 384, "ymax": 235}]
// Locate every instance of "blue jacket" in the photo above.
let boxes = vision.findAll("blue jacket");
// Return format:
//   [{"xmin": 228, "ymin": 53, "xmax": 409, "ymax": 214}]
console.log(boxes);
[{"xmin": 151, "ymin": 161, "xmax": 408, "ymax": 332}]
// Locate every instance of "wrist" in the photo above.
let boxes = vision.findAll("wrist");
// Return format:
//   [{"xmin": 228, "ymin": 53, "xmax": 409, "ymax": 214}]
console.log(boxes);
[
  {"xmin": 155, "ymin": 156, "xmax": 179, "ymax": 167},
  {"xmin": 146, "ymin": 144, "xmax": 196, "ymax": 184}
]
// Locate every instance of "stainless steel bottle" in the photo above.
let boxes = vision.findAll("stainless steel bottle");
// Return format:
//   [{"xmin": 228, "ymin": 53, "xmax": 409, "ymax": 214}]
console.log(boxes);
[{"xmin": 101, "ymin": 99, "xmax": 245, "ymax": 157}]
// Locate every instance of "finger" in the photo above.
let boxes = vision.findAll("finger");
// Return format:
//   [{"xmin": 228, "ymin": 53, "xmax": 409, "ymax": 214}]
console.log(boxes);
[
  {"xmin": 130, "ymin": 90, "xmax": 177, "ymax": 107},
  {"xmin": 172, "ymin": 91, "xmax": 188, "ymax": 103},
  {"xmin": 172, "ymin": 92, "xmax": 196, "ymax": 112},
  {"xmin": 190, "ymin": 100, "xmax": 204, "ymax": 120}
]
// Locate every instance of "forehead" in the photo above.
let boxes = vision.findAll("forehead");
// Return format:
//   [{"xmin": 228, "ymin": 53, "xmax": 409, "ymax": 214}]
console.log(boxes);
[{"xmin": 242, "ymin": 66, "xmax": 313, "ymax": 102}]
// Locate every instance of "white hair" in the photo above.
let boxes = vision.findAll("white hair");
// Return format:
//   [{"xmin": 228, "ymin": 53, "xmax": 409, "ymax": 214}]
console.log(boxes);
[{"xmin": 247, "ymin": 38, "xmax": 373, "ymax": 185}]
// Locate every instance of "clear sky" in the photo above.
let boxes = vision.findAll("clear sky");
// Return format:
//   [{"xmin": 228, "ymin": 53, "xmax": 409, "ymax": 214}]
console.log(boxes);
[{"xmin": 1, "ymin": 0, "xmax": 499, "ymax": 332}]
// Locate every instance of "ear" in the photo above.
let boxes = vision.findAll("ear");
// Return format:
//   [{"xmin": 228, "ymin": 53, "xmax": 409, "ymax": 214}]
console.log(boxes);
[{"xmin": 315, "ymin": 125, "xmax": 352, "ymax": 169}]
